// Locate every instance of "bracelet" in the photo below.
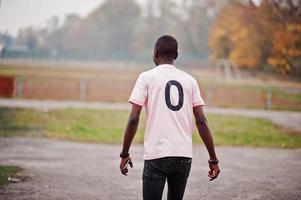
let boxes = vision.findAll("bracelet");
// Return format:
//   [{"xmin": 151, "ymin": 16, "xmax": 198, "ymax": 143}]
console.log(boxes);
[
  {"xmin": 208, "ymin": 159, "xmax": 219, "ymax": 165},
  {"xmin": 120, "ymin": 152, "xmax": 129, "ymax": 158}
]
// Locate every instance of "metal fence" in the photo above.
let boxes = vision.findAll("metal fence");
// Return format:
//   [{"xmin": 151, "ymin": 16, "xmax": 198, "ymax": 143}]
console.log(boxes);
[
  {"xmin": 1, "ymin": 58, "xmax": 300, "ymax": 111},
  {"xmin": 6, "ymin": 75, "xmax": 300, "ymax": 111}
]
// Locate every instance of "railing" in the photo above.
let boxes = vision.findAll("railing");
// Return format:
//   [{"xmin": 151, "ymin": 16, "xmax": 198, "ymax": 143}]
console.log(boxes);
[
  {"xmin": 1, "ymin": 58, "xmax": 300, "ymax": 111},
  {"xmin": 6, "ymin": 75, "xmax": 301, "ymax": 111}
]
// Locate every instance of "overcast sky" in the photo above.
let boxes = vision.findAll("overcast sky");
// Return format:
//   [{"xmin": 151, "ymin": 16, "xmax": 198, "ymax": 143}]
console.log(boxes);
[
  {"xmin": 0, "ymin": 0, "xmax": 161, "ymax": 36},
  {"xmin": 0, "ymin": 0, "xmax": 108, "ymax": 36},
  {"xmin": 0, "ymin": 0, "xmax": 261, "ymax": 37}
]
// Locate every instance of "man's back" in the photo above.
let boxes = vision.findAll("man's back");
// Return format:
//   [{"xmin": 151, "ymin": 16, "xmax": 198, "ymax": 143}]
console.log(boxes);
[
  {"xmin": 129, "ymin": 64, "xmax": 204, "ymax": 160},
  {"xmin": 120, "ymin": 35, "xmax": 219, "ymax": 200}
]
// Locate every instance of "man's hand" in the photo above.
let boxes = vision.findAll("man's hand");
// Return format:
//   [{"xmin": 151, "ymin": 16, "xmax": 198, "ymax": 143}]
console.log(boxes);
[
  {"xmin": 119, "ymin": 157, "xmax": 133, "ymax": 176},
  {"xmin": 208, "ymin": 163, "xmax": 220, "ymax": 181}
]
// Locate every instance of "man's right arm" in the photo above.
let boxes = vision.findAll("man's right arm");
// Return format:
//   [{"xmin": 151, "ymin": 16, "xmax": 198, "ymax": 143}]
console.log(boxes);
[
  {"xmin": 193, "ymin": 105, "xmax": 220, "ymax": 181},
  {"xmin": 119, "ymin": 103, "xmax": 142, "ymax": 176}
]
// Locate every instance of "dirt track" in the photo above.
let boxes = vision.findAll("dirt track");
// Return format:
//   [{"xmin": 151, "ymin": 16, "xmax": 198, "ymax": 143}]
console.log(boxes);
[{"xmin": 0, "ymin": 137, "xmax": 301, "ymax": 200}]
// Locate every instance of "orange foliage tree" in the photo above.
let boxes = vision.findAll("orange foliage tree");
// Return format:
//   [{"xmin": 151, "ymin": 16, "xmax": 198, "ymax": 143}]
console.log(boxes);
[
  {"xmin": 209, "ymin": 1, "xmax": 262, "ymax": 69},
  {"xmin": 209, "ymin": 0, "xmax": 301, "ymax": 76},
  {"xmin": 265, "ymin": 0, "xmax": 301, "ymax": 76}
]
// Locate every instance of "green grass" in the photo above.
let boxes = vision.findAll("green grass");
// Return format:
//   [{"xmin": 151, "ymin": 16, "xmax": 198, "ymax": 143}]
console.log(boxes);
[
  {"xmin": 0, "ymin": 108, "xmax": 301, "ymax": 148},
  {"xmin": 44, "ymin": 109, "xmax": 145, "ymax": 143},
  {"xmin": 0, "ymin": 166, "xmax": 21, "ymax": 186},
  {"xmin": 193, "ymin": 115, "xmax": 301, "ymax": 148},
  {"xmin": 0, "ymin": 108, "xmax": 145, "ymax": 143}
]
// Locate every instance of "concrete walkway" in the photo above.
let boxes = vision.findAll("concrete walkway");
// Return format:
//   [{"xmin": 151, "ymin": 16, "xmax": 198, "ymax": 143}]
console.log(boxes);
[
  {"xmin": 0, "ymin": 137, "xmax": 301, "ymax": 200},
  {"xmin": 1, "ymin": 98, "xmax": 301, "ymax": 133}
]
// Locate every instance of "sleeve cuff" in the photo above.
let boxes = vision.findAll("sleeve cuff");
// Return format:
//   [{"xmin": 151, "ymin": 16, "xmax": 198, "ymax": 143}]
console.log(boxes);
[
  {"xmin": 192, "ymin": 101, "xmax": 205, "ymax": 107},
  {"xmin": 128, "ymin": 98, "xmax": 145, "ymax": 106}
]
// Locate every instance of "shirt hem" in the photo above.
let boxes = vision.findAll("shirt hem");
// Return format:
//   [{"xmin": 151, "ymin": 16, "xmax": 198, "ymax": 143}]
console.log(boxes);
[{"xmin": 143, "ymin": 153, "xmax": 193, "ymax": 160}]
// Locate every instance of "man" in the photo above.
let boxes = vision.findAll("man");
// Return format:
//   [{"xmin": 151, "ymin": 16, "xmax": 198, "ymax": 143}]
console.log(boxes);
[{"xmin": 119, "ymin": 35, "xmax": 220, "ymax": 200}]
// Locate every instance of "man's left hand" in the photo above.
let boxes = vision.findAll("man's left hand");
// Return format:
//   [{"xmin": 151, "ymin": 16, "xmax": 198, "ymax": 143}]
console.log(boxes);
[
  {"xmin": 120, "ymin": 157, "xmax": 133, "ymax": 176},
  {"xmin": 208, "ymin": 163, "xmax": 220, "ymax": 181}
]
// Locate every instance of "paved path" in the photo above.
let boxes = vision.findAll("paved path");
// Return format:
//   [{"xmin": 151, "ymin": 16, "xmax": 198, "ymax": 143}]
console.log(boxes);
[
  {"xmin": 0, "ymin": 98, "xmax": 301, "ymax": 133},
  {"xmin": 0, "ymin": 137, "xmax": 301, "ymax": 200}
]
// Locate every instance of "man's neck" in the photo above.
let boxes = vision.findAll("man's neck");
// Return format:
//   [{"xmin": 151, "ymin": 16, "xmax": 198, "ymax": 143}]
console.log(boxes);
[{"xmin": 156, "ymin": 60, "xmax": 174, "ymax": 66}]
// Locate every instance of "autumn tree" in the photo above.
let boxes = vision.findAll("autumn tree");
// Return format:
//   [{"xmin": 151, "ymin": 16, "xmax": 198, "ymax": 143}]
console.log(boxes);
[
  {"xmin": 265, "ymin": 0, "xmax": 301, "ymax": 76},
  {"xmin": 210, "ymin": 0, "xmax": 301, "ymax": 76},
  {"xmin": 209, "ymin": 1, "xmax": 262, "ymax": 69}
]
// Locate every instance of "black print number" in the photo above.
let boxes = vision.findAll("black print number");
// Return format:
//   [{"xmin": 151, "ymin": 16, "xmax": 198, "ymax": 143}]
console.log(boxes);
[{"xmin": 165, "ymin": 80, "xmax": 184, "ymax": 111}]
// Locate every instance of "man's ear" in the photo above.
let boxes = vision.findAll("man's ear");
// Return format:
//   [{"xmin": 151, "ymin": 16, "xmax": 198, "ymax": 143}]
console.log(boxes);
[
  {"xmin": 154, "ymin": 49, "xmax": 158, "ymax": 58},
  {"xmin": 174, "ymin": 52, "xmax": 178, "ymax": 60}
]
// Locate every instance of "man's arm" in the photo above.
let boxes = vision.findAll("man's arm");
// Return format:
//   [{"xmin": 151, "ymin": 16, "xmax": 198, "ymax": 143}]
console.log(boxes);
[
  {"xmin": 193, "ymin": 105, "xmax": 220, "ymax": 181},
  {"xmin": 119, "ymin": 103, "xmax": 142, "ymax": 175}
]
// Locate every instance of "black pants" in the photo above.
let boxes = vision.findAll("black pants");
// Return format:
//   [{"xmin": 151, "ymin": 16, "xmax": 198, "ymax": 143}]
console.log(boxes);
[{"xmin": 143, "ymin": 157, "xmax": 192, "ymax": 200}]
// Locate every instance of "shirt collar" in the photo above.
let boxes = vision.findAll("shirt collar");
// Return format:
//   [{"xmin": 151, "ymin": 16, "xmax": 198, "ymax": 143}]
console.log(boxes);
[{"xmin": 157, "ymin": 64, "xmax": 176, "ymax": 68}]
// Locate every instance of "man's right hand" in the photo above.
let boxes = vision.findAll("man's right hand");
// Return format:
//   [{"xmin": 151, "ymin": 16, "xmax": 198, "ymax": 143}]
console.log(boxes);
[
  {"xmin": 208, "ymin": 164, "xmax": 220, "ymax": 181},
  {"xmin": 119, "ymin": 157, "xmax": 133, "ymax": 176}
]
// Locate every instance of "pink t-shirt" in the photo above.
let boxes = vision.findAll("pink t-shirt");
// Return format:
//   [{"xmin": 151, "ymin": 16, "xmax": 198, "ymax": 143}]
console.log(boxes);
[{"xmin": 129, "ymin": 64, "xmax": 205, "ymax": 160}]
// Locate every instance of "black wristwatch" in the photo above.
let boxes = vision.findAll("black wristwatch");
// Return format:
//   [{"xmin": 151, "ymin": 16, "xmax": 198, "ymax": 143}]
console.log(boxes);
[
  {"xmin": 208, "ymin": 159, "xmax": 219, "ymax": 165},
  {"xmin": 120, "ymin": 152, "xmax": 129, "ymax": 158}
]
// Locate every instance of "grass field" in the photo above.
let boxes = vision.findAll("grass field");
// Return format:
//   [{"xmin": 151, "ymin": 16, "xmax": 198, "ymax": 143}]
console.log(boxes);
[
  {"xmin": 1, "ymin": 108, "xmax": 300, "ymax": 148},
  {"xmin": 0, "ymin": 165, "xmax": 21, "ymax": 186}
]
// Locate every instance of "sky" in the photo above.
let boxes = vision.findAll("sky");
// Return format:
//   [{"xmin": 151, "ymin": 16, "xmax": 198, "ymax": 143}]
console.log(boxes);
[
  {"xmin": 0, "ymin": 0, "xmax": 261, "ymax": 37},
  {"xmin": 0, "ymin": 0, "xmax": 181, "ymax": 37},
  {"xmin": 0, "ymin": 0, "xmax": 106, "ymax": 36},
  {"xmin": 0, "ymin": 0, "xmax": 182, "ymax": 36}
]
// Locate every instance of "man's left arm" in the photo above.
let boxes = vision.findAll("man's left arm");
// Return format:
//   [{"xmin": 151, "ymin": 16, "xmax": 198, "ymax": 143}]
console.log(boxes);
[
  {"xmin": 193, "ymin": 105, "xmax": 220, "ymax": 181},
  {"xmin": 119, "ymin": 103, "xmax": 142, "ymax": 176}
]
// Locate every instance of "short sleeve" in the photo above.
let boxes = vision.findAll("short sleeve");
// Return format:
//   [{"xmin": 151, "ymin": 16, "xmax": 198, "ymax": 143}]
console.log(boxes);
[
  {"xmin": 128, "ymin": 73, "xmax": 148, "ymax": 106},
  {"xmin": 192, "ymin": 79, "xmax": 205, "ymax": 107}
]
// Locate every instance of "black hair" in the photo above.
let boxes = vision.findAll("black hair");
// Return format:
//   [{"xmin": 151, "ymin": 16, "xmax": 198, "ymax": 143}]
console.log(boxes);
[{"xmin": 154, "ymin": 35, "xmax": 178, "ymax": 60}]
